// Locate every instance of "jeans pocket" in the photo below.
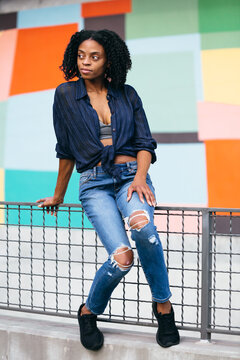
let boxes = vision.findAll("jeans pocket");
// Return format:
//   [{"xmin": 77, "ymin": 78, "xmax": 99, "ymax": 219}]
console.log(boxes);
[{"xmin": 80, "ymin": 172, "xmax": 93, "ymax": 186}]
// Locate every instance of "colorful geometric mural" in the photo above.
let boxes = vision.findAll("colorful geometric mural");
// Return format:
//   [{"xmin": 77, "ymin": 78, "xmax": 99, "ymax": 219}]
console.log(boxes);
[{"xmin": 0, "ymin": 0, "xmax": 240, "ymax": 209}]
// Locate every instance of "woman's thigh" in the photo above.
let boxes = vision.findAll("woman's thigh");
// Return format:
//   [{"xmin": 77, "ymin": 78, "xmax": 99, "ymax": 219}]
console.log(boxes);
[
  {"xmin": 116, "ymin": 173, "xmax": 156, "ymax": 226},
  {"xmin": 80, "ymin": 186, "xmax": 131, "ymax": 256}
]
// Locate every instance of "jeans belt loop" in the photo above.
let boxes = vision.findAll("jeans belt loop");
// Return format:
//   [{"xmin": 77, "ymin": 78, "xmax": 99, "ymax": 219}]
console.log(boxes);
[{"xmin": 93, "ymin": 166, "xmax": 97, "ymax": 178}]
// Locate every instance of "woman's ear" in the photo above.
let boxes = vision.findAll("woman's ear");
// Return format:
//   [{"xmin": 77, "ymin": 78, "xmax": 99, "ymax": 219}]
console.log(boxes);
[{"xmin": 105, "ymin": 64, "xmax": 112, "ymax": 82}]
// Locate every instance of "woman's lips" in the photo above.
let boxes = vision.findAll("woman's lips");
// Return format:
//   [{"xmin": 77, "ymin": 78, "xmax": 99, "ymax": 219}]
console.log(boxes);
[{"xmin": 80, "ymin": 69, "xmax": 92, "ymax": 74}]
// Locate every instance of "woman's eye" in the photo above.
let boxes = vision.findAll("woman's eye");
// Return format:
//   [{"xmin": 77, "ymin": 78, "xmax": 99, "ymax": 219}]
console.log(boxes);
[
  {"xmin": 78, "ymin": 54, "xmax": 84, "ymax": 59},
  {"xmin": 92, "ymin": 56, "xmax": 99, "ymax": 60}
]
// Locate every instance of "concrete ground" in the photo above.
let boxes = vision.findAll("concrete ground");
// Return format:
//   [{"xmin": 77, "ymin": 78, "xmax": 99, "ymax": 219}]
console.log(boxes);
[{"xmin": 0, "ymin": 310, "xmax": 239, "ymax": 360}]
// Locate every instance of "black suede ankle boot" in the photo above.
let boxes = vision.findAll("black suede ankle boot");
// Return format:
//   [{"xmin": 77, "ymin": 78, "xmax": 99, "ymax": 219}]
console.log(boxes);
[
  {"xmin": 77, "ymin": 303, "xmax": 104, "ymax": 351},
  {"xmin": 152, "ymin": 302, "xmax": 180, "ymax": 348}
]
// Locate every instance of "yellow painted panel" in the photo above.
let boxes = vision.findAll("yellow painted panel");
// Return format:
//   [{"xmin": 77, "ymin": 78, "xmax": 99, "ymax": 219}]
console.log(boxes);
[
  {"xmin": 202, "ymin": 48, "xmax": 240, "ymax": 105},
  {"xmin": 0, "ymin": 168, "xmax": 4, "ymax": 224}
]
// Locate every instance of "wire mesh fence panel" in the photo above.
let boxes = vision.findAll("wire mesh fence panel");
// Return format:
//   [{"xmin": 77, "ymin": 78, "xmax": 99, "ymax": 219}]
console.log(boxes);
[
  {"xmin": 209, "ymin": 211, "xmax": 240, "ymax": 335},
  {"xmin": 0, "ymin": 202, "xmax": 239, "ymax": 339}
]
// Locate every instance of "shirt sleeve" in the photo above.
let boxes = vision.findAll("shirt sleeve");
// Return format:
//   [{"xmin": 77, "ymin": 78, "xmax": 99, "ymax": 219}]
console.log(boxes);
[
  {"xmin": 127, "ymin": 86, "xmax": 157, "ymax": 163},
  {"xmin": 53, "ymin": 87, "xmax": 75, "ymax": 160}
]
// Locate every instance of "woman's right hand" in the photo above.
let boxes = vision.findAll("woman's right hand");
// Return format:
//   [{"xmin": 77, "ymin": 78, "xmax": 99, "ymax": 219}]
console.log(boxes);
[{"xmin": 36, "ymin": 197, "xmax": 63, "ymax": 216}]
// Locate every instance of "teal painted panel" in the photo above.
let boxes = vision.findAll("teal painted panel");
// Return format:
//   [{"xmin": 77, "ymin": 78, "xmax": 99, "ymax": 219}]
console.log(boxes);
[
  {"xmin": 149, "ymin": 143, "xmax": 207, "ymax": 205},
  {"xmin": 201, "ymin": 31, "xmax": 240, "ymax": 49},
  {"xmin": 5, "ymin": 169, "xmax": 91, "ymax": 228},
  {"xmin": 0, "ymin": 101, "xmax": 7, "ymax": 167},
  {"xmin": 17, "ymin": 4, "xmax": 83, "ymax": 29},
  {"xmin": 199, "ymin": 0, "xmax": 240, "ymax": 33},
  {"xmin": 126, "ymin": 0, "xmax": 198, "ymax": 39},
  {"xmin": 127, "ymin": 52, "xmax": 198, "ymax": 133}
]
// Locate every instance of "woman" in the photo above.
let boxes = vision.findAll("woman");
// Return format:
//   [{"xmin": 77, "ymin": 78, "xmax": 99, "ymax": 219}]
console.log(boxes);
[{"xmin": 37, "ymin": 29, "xmax": 179, "ymax": 351}]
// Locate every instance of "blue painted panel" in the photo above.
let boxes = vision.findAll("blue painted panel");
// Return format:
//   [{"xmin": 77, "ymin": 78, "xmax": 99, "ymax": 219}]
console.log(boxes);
[
  {"xmin": 5, "ymin": 90, "xmax": 58, "ymax": 171},
  {"xmin": 5, "ymin": 169, "xmax": 91, "ymax": 228},
  {"xmin": 127, "ymin": 34, "xmax": 203, "ymax": 101},
  {"xmin": 149, "ymin": 143, "xmax": 208, "ymax": 205},
  {"xmin": 17, "ymin": 4, "xmax": 83, "ymax": 29}
]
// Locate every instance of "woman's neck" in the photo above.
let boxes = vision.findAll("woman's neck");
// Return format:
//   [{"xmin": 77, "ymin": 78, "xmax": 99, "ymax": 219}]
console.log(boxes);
[{"xmin": 84, "ymin": 78, "xmax": 107, "ymax": 94}]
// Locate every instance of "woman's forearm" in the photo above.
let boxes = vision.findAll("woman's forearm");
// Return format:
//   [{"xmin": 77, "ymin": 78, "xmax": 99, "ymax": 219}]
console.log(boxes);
[
  {"xmin": 53, "ymin": 158, "xmax": 75, "ymax": 202},
  {"xmin": 135, "ymin": 150, "xmax": 152, "ymax": 179}
]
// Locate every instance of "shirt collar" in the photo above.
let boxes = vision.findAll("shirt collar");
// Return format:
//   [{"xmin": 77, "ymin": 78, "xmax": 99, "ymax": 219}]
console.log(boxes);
[
  {"xmin": 107, "ymin": 84, "xmax": 119, "ymax": 99},
  {"xmin": 75, "ymin": 77, "xmax": 119, "ymax": 100},
  {"xmin": 75, "ymin": 78, "xmax": 88, "ymax": 100}
]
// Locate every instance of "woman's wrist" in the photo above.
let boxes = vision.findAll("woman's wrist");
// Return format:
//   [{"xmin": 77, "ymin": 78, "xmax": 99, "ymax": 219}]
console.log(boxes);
[
  {"xmin": 53, "ymin": 195, "xmax": 64, "ymax": 204},
  {"xmin": 135, "ymin": 172, "xmax": 147, "ymax": 180}
]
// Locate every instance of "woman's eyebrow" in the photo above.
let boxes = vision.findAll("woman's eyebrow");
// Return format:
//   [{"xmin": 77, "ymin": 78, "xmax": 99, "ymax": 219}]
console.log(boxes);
[{"xmin": 78, "ymin": 49, "xmax": 101, "ymax": 55}]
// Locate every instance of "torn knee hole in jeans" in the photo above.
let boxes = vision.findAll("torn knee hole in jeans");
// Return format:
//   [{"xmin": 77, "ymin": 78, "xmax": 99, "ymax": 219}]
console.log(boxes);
[
  {"xmin": 110, "ymin": 246, "xmax": 133, "ymax": 271},
  {"xmin": 128, "ymin": 210, "xmax": 150, "ymax": 231}
]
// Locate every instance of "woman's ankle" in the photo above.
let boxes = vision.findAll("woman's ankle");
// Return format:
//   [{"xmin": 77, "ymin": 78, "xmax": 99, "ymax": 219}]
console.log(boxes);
[
  {"xmin": 157, "ymin": 300, "xmax": 171, "ymax": 314},
  {"xmin": 81, "ymin": 304, "xmax": 92, "ymax": 315}
]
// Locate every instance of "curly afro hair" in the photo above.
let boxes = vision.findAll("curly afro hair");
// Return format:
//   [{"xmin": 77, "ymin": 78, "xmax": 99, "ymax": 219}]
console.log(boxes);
[{"xmin": 60, "ymin": 29, "xmax": 132, "ymax": 88}]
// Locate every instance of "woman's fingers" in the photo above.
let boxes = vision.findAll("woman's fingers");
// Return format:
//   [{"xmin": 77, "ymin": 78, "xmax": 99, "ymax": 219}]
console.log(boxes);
[
  {"xmin": 36, "ymin": 197, "xmax": 59, "ymax": 216},
  {"xmin": 128, "ymin": 184, "xmax": 156, "ymax": 207},
  {"xmin": 127, "ymin": 187, "xmax": 133, "ymax": 202},
  {"xmin": 138, "ymin": 188, "xmax": 154, "ymax": 206},
  {"xmin": 36, "ymin": 198, "xmax": 44, "ymax": 203},
  {"xmin": 142, "ymin": 186, "xmax": 156, "ymax": 206},
  {"xmin": 36, "ymin": 198, "xmax": 47, "ymax": 207},
  {"xmin": 136, "ymin": 188, "xmax": 145, "ymax": 204}
]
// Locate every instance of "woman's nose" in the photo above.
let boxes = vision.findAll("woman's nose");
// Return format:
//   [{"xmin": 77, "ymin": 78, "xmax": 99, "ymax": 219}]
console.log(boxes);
[{"xmin": 82, "ymin": 57, "xmax": 91, "ymax": 65}]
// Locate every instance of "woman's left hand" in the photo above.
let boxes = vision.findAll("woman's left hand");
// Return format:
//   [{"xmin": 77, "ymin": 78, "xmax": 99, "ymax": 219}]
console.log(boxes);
[{"xmin": 127, "ymin": 176, "xmax": 156, "ymax": 207}]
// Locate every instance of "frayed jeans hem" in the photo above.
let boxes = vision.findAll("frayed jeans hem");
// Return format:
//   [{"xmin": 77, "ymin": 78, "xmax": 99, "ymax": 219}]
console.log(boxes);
[
  {"xmin": 85, "ymin": 301, "xmax": 103, "ymax": 316},
  {"xmin": 152, "ymin": 292, "xmax": 172, "ymax": 304}
]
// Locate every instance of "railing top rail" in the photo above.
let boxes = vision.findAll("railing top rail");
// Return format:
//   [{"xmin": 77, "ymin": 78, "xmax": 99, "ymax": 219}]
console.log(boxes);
[
  {"xmin": 156, "ymin": 206, "xmax": 240, "ymax": 212},
  {"xmin": 0, "ymin": 201, "xmax": 240, "ymax": 213},
  {"xmin": 0, "ymin": 201, "xmax": 83, "ymax": 208}
]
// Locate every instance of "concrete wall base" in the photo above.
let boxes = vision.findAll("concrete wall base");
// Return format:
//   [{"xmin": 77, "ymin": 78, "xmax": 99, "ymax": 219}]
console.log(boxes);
[{"xmin": 0, "ymin": 311, "xmax": 239, "ymax": 360}]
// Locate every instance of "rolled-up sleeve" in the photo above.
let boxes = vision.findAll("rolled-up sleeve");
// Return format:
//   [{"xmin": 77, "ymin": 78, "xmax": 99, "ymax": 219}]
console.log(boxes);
[
  {"xmin": 53, "ymin": 88, "xmax": 75, "ymax": 160},
  {"xmin": 128, "ymin": 86, "xmax": 157, "ymax": 163}
]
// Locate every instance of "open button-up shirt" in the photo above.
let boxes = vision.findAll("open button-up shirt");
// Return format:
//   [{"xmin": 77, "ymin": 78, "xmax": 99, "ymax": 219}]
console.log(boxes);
[{"xmin": 53, "ymin": 78, "xmax": 157, "ymax": 180}]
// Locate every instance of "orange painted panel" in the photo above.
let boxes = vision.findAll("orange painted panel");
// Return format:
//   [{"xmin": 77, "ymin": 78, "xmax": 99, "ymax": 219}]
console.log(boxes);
[
  {"xmin": 10, "ymin": 23, "xmax": 78, "ymax": 96},
  {"xmin": 205, "ymin": 140, "xmax": 240, "ymax": 208},
  {"xmin": 82, "ymin": 0, "xmax": 131, "ymax": 18}
]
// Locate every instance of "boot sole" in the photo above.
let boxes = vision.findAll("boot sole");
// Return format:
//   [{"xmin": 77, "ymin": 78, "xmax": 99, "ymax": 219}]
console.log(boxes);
[
  {"xmin": 81, "ymin": 338, "xmax": 104, "ymax": 351},
  {"xmin": 156, "ymin": 334, "xmax": 180, "ymax": 348}
]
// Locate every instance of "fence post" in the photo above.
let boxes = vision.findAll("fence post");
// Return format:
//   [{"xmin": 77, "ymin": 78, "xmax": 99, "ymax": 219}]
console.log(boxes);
[{"xmin": 201, "ymin": 209, "xmax": 212, "ymax": 341}]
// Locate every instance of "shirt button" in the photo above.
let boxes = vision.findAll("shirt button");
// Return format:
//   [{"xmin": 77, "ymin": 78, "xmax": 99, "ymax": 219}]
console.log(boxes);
[{"xmin": 113, "ymin": 128, "xmax": 116, "ymax": 132}]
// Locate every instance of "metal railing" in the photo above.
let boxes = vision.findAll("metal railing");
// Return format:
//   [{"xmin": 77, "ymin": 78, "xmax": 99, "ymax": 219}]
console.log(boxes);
[{"xmin": 0, "ymin": 201, "xmax": 239, "ymax": 340}]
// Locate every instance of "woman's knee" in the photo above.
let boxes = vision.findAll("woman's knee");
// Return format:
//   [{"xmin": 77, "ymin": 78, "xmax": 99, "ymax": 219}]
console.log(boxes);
[
  {"xmin": 129, "ymin": 210, "xmax": 150, "ymax": 231},
  {"xmin": 129, "ymin": 210, "xmax": 160, "ymax": 245},
  {"xmin": 111, "ymin": 246, "xmax": 134, "ymax": 271}
]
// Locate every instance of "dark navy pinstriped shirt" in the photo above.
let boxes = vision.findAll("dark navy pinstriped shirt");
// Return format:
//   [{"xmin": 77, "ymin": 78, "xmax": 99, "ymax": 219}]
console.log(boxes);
[{"xmin": 53, "ymin": 78, "xmax": 157, "ymax": 180}]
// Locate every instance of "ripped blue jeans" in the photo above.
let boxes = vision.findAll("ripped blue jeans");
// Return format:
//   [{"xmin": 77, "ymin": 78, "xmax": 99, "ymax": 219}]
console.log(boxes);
[{"xmin": 79, "ymin": 161, "xmax": 171, "ymax": 315}]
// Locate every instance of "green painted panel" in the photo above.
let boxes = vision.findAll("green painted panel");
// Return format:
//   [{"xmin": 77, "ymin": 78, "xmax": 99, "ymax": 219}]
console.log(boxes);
[
  {"xmin": 5, "ymin": 169, "xmax": 91, "ymax": 228},
  {"xmin": 199, "ymin": 0, "xmax": 240, "ymax": 33},
  {"xmin": 127, "ymin": 52, "xmax": 198, "ymax": 133},
  {"xmin": 201, "ymin": 30, "xmax": 240, "ymax": 49},
  {"xmin": 0, "ymin": 101, "xmax": 7, "ymax": 167},
  {"xmin": 126, "ymin": 0, "xmax": 198, "ymax": 39}
]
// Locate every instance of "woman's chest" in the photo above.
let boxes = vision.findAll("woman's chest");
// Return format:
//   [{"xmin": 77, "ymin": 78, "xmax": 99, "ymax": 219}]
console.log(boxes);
[
  {"xmin": 66, "ymin": 96, "xmax": 134, "ymax": 136},
  {"xmin": 88, "ymin": 93, "xmax": 111, "ymax": 125}
]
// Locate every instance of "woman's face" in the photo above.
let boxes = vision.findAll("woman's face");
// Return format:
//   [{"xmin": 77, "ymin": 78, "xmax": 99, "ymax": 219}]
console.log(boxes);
[{"xmin": 77, "ymin": 39, "xmax": 108, "ymax": 81}]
